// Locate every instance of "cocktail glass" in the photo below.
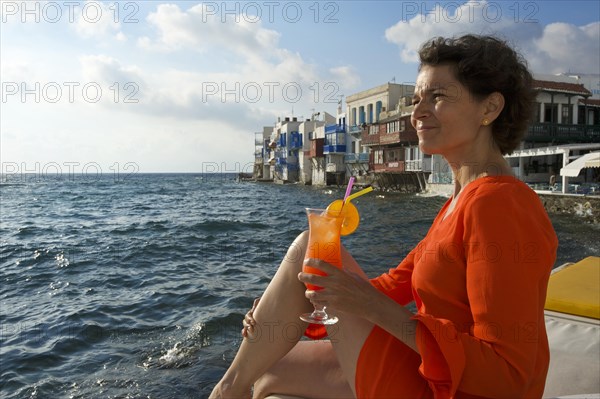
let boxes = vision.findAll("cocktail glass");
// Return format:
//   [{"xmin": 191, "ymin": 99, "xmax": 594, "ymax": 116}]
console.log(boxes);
[{"xmin": 299, "ymin": 207, "xmax": 343, "ymax": 325}]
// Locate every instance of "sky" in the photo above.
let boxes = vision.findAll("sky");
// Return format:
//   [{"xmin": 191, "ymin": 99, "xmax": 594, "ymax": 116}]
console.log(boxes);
[{"xmin": 1, "ymin": 0, "xmax": 599, "ymax": 174}]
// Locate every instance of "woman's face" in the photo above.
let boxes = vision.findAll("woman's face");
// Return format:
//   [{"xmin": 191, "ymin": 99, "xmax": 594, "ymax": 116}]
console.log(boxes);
[{"xmin": 411, "ymin": 64, "xmax": 491, "ymax": 159}]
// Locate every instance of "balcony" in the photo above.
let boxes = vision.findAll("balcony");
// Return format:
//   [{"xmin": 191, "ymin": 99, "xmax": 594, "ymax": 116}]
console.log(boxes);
[
  {"xmin": 325, "ymin": 124, "xmax": 346, "ymax": 134},
  {"xmin": 405, "ymin": 159, "xmax": 423, "ymax": 171},
  {"xmin": 344, "ymin": 153, "xmax": 369, "ymax": 163},
  {"xmin": 323, "ymin": 144, "xmax": 346, "ymax": 154},
  {"xmin": 372, "ymin": 161, "xmax": 405, "ymax": 173},
  {"xmin": 361, "ymin": 130, "xmax": 380, "ymax": 146},
  {"xmin": 379, "ymin": 131, "xmax": 418, "ymax": 145},
  {"xmin": 324, "ymin": 130, "xmax": 346, "ymax": 154},
  {"xmin": 526, "ymin": 123, "xmax": 600, "ymax": 143},
  {"xmin": 348, "ymin": 125, "xmax": 363, "ymax": 138}
]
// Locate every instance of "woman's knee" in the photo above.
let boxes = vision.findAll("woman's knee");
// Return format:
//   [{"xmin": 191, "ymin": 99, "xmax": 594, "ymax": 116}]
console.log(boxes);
[{"xmin": 283, "ymin": 230, "xmax": 308, "ymax": 266}]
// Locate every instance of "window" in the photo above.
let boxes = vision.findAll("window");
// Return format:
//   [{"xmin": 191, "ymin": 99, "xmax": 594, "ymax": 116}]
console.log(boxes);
[
  {"xmin": 385, "ymin": 149, "xmax": 400, "ymax": 162},
  {"xmin": 544, "ymin": 104, "xmax": 558, "ymax": 123},
  {"xmin": 387, "ymin": 120, "xmax": 399, "ymax": 133},
  {"xmin": 561, "ymin": 105, "xmax": 572, "ymax": 124}
]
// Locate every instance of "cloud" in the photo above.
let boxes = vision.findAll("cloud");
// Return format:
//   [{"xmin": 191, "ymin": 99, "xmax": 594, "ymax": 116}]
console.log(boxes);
[
  {"xmin": 132, "ymin": 3, "xmax": 345, "ymax": 120},
  {"xmin": 80, "ymin": 54, "xmax": 143, "ymax": 85},
  {"xmin": 532, "ymin": 22, "xmax": 600, "ymax": 73},
  {"xmin": 385, "ymin": 1, "xmax": 541, "ymax": 63},
  {"xmin": 138, "ymin": 3, "xmax": 279, "ymax": 56},
  {"xmin": 384, "ymin": 0, "xmax": 598, "ymax": 74},
  {"xmin": 73, "ymin": 0, "xmax": 125, "ymax": 41},
  {"xmin": 77, "ymin": 53, "xmax": 280, "ymax": 130},
  {"xmin": 329, "ymin": 66, "xmax": 361, "ymax": 91}
]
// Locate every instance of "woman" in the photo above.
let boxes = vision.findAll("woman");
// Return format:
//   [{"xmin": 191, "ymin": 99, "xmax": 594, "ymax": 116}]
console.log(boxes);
[{"xmin": 210, "ymin": 34, "xmax": 558, "ymax": 399}]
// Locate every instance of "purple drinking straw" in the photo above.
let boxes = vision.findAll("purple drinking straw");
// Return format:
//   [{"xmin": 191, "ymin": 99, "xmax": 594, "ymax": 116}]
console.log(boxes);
[{"xmin": 343, "ymin": 177, "xmax": 355, "ymax": 205}]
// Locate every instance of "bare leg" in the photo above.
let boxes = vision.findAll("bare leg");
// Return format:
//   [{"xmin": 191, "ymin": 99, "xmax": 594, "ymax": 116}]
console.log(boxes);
[
  {"xmin": 224, "ymin": 245, "xmax": 374, "ymax": 399},
  {"xmin": 253, "ymin": 340, "xmax": 354, "ymax": 399},
  {"xmin": 210, "ymin": 232, "xmax": 314, "ymax": 399},
  {"xmin": 210, "ymin": 234, "xmax": 376, "ymax": 399}
]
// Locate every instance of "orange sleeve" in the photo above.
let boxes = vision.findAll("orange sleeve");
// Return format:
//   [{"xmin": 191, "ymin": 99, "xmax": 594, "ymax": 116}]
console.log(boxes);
[
  {"xmin": 370, "ymin": 246, "xmax": 417, "ymax": 305},
  {"xmin": 414, "ymin": 187, "xmax": 557, "ymax": 397}
]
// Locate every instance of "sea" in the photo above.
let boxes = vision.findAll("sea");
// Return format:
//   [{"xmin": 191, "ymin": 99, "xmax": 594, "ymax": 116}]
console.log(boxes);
[{"xmin": 1, "ymin": 173, "xmax": 598, "ymax": 399}]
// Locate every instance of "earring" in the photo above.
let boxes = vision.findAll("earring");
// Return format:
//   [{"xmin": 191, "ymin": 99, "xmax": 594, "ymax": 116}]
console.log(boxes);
[{"xmin": 482, "ymin": 118, "xmax": 490, "ymax": 126}]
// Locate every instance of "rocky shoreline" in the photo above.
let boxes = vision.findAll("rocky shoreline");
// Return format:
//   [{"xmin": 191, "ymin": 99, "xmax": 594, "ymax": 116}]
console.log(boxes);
[{"xmin": 538, "ymin": 193, "xmax": 600, "ymax": 224}]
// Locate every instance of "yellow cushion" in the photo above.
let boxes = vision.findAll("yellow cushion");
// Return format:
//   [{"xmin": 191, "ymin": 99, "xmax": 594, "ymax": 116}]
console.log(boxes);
[{"xmin": 545, "ymin": 257, "xmax": 600, "ymax": 319}]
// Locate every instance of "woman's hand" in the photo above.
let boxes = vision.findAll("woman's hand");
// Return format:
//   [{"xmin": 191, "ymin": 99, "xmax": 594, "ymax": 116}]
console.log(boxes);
[
  {"xmin": 299, "ymin": 258, "xmax": 419, "ymax": 352},
  {"xmin": 297, "ymin": 258, "xmax": 380, "ymax": 319},
  {"xmin": 241, "ymin": 297, "xmax": 260, "ymax": 338}
]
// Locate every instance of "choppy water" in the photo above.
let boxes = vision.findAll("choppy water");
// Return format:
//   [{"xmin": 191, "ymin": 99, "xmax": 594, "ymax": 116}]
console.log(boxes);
[{"xmin": 1, "ymin": 173, "xmax": 598, "ymax": 398}]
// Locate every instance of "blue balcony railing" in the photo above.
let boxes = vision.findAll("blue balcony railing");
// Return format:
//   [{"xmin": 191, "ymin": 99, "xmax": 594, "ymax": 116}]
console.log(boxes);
[
  {"xmin": 323, "ymin": 145, "xmax": 346, "ymax": 154},
  {"xmin": 325, "ymin": 124, "xmax": 347, "ymax": 134},
  {"xmin": 325, "ymin": 124, "xmax": 337, "ymax": 134}
]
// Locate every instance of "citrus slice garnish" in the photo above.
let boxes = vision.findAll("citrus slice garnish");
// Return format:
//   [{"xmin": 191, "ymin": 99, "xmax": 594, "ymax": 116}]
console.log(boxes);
[{"xmin": 326, "ymin": 199, "xmax": 360, "ymax": 236}]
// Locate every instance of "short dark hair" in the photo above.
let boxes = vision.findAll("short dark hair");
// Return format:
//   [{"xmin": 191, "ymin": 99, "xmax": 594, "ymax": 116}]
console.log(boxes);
[{"xmin": 418, "ymin": 34, "xmax": 536, "ymax": 155}]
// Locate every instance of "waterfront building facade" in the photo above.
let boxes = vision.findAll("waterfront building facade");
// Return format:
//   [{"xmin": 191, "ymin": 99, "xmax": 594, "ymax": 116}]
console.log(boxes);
[
  {"xmin": 253, "ymin": 113, "xmax": 336, "ymax": 184},
  {"xmin": 504, "ymin": 75, "xmax": 600, "ymax": 193},
  {"xmin": 346, "ymin": 83, "xmax": 426, "ymax": 190},
  {"xmin": 254, "ymin": 126, "xmax": 274, "ymax": 181},
  {"xmin": 268, "ymin": 117, "xmax": 302, "ymax": 183},
  {"xmin": 251, "ymin": 75, "xmax": 599, "ymax": 194},
  {"xmin": 302, "ymin": 112, "xmax": 336, "ymax": 185},
  {"xmin": 323, "ymin": 112, "xmax": 348, "ymax": 185},
  {"xmin": 346, "ymin": 82, "xmax": 414, "ymax": 126}
]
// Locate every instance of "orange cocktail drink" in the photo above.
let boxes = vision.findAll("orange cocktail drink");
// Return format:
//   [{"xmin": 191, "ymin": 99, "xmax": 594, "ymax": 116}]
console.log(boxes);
[
  {"xmin": 300, "ymin": 206, "xmax": 352, "ymax": 325},
  {"xmin": 303, "ymin": 208, "xmax": 344, "ymax": 291},
  {"xmin": 300, "ymin": 185, "xmax": 369, "ymax": 325}
]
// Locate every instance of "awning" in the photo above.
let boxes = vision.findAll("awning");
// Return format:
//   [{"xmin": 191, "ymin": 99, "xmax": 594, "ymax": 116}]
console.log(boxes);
[{"xmin": 560, "ymin": 152, "xmax": 600, "ymax": 177}]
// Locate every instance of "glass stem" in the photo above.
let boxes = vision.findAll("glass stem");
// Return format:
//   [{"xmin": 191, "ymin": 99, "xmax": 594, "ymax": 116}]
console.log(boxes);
[{"xmin": 311, "ymin": 305, "xmax": 328, "ymax": 321}]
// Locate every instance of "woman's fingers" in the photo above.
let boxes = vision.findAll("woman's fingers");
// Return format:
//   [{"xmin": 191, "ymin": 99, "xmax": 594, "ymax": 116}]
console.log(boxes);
[{"xmin": 241, "ymin": 297, "xmax": 261, "ymax": 338}]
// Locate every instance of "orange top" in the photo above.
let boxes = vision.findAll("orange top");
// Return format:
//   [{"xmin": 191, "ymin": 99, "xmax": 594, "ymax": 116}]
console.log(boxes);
[{"xmin": 370, "ymin": 176, "xmax": 558, "ymax": 398}]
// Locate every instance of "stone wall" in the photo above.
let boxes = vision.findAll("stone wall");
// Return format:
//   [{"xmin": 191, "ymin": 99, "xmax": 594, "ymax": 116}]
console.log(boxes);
[{"xmin": 538, "ymin": 193, "xmax": 600, "ymax": 224}]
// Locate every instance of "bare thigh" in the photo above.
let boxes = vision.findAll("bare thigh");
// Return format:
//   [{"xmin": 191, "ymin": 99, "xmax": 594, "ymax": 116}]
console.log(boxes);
[
  {"xmin": 254, "ymin": 245, "xmax": 374, "ymax": 399},
  {"xmin": 253, "ymin": 340, "xmax": 354, "ymax": 399}
]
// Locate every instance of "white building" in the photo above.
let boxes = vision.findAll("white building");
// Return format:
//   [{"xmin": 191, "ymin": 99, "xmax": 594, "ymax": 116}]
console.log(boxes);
[{"xmin": 298, "ymin": 111, "xmax": 336, "ymax": 185}]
